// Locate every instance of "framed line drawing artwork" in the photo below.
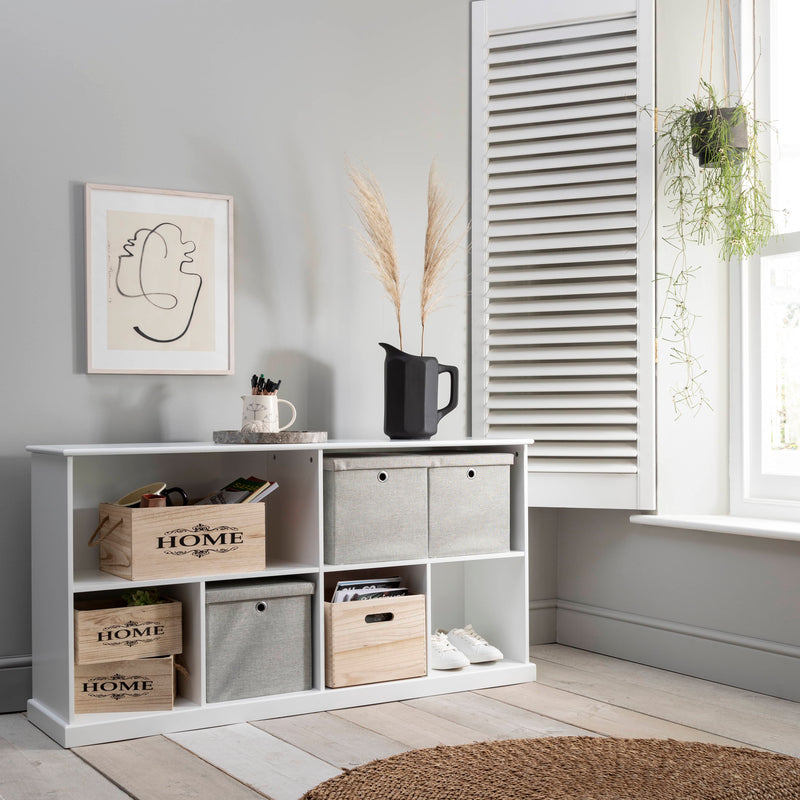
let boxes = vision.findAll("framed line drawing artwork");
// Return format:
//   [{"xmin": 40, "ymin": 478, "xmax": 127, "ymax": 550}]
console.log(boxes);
[{"xmin": 86, "ymin": 183, "xmax": 234, "ymax": 374}]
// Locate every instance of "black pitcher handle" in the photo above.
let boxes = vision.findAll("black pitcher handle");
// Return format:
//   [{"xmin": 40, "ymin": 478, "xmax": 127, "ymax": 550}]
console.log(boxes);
[{"xmin": 437, "ymin": 363, "xmax": 459, "ymax": 422}]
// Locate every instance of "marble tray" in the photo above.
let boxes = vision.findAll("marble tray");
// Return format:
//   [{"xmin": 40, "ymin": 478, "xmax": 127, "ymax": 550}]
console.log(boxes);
[{"xmin": 213, "ymin": 430, "xmax": 328, "ymax": 445}]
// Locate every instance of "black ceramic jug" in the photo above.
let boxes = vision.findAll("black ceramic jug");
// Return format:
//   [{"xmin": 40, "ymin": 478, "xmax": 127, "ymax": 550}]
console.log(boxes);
[{"xmin": 380, "ymin": 342, "xmax": 459, "ymax": 439}]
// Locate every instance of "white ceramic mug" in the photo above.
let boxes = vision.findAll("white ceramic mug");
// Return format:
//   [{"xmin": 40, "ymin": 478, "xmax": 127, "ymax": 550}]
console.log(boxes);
[{"xmin": 241, "ymin": 394, "xmax": 297, "ymax": 434}]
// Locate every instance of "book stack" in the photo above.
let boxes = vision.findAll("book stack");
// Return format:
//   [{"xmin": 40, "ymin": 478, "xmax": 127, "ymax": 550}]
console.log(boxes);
[
  {"xmin": 196, "ymin": 476, "xmax": 279, "ymax": 505},
  {"xmin": 331, "ymin": 576, "xmax": 409, "ymax": 603}
]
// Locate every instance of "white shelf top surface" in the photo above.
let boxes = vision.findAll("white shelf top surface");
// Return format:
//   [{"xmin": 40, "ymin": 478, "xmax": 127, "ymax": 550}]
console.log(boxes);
[{"xmin": 27, "ymin": 438, "xmax": 532, "ymax": 456}]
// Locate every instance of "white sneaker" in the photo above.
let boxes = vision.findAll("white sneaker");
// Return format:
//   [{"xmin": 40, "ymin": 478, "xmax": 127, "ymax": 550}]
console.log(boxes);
[
  {"xmin": 430, "ymin": 631, "xmax": 470, "ymax": 670},
  {"xmin": 446, "ymin": 624, "xmax": 503, "ymax": 663}
]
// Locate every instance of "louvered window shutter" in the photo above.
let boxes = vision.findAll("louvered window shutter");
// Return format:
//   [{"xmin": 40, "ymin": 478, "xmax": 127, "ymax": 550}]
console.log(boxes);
[{"xmin": 470, "ymin": 0, "xmax": 656, "ymax": 510}]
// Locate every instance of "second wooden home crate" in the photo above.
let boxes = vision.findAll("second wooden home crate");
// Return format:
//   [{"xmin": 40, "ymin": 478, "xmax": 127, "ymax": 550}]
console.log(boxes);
[
  {"xmin": 92, "ymin": 503, "xmax": 266, "ymax": 580},
  {"xmin": 74, "ymin": 655, "xmax": 175, "ymax": 713},
  {"xmin": 74, "ymin": 595, "xmax": 182, "ymax": 665},
  {"xmin": 324, "ymin": 594, "xmax": 427, "ymax": 688}
]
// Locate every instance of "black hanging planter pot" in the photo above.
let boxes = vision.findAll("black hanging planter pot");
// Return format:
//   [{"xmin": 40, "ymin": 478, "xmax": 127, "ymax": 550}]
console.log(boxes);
[
  {"xmin": 690, "ymin": 106, "xmax": 748, "ymax": 167},
  {"xmin": 379, "ymin": 342, "xmax": 458, "ymax": 439}
]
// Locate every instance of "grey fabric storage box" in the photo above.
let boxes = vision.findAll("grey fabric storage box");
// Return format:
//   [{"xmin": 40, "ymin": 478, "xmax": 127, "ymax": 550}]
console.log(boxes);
[
  {"xmin": 205, "ymin": 577, "xmax": 314, "ymax": 703},
  {"xmin": 323, "ymin": 455, "xmax": 431, "ymax": 564},
  {"xmin": 428, "ymin": 452, "xmax": 514, "ymax": 557}
]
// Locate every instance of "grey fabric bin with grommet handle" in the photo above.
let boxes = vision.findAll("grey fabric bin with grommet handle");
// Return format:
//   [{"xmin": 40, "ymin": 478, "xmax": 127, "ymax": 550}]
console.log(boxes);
[
  {"xmin": 323, "ymin": 455, "xmax": 432, "ymax": 564},
  {"xmin": 427, "ymin": 452, "xmax": 515, "ymax": 557},
  {"xmin": 205, "ymin": 577, "xmax": 314, "ymax": 702}
]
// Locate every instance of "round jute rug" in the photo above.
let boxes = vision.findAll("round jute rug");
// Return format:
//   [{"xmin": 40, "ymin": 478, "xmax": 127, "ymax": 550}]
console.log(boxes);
[{"xmin": 302, "ymin": 737, "xmax": 800, "ymax": 800}]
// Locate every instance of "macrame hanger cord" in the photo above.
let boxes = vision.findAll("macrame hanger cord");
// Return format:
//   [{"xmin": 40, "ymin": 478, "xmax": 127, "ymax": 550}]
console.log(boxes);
[
  {"xmin": 699, "ymin": 0, "xmax": 713, "ymax": 100},
  {"xmin": 720, "ymin": 0, "xmax": 729, "ymax": 99},
  {"xmin": 726, "ymin": 0, "xmax": 742, "ymax": 97},
  {"xmin": 709, "ymin": 0, "xmax": 717, "ymax": 105}
]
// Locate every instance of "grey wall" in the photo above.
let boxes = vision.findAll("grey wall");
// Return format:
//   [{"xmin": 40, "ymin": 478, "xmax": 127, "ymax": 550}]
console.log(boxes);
[{"xmin": 0, "ymin": 0, "xmax": 471, "ymax": 710}]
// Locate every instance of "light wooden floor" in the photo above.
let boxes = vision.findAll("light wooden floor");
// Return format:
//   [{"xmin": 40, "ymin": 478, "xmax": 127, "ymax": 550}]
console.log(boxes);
[{"xmin": 2, "ymin": 645, "xmax": 798, "ymax": 800}]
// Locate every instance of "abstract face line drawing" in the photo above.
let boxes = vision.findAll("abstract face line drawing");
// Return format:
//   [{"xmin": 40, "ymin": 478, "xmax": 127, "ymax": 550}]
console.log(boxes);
[{"xmin": 115, "ymin": 222, "xmax": 202, "ymax": 343}]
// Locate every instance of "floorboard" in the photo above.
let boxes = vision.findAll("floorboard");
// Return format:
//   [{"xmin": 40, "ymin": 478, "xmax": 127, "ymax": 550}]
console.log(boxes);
[
  {"xmin": 166, "ymin": 723, "xmax": 341, "ymax": 800},
  {"xmin": 73, "ymin": 735, "xmax": 267, "ymax": 800},
  {"xmin": 330, "ymin": 701, "xmax": 488, "ymax": 749},
  {"xmin": 4, "ymin": 646, "xmax": 797, "ymax": 800},
  {"xmin": 404, "ymin": 690, "xmax": 597, "ymax": 740},
  {"xmin": 251, "ymin": 711, "xmax": 409, "ymax": 769}
]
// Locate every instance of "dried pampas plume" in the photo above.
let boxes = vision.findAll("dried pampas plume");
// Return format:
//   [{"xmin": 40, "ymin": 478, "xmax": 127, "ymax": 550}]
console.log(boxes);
[
  {"xmin": 348, "ymin": 159, "xmax": 465, "ymax": 355},
  {"xmin": 347, "ymin": 162, "xmax": 405, "ymax": 351},
  {"xmin": 421, "ymin": 161, "xmax": 466, "ymax": 355}
]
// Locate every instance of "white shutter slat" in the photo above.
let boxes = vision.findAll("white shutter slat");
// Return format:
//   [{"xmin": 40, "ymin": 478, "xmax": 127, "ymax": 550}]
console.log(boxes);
[
  {"xmin": 489, "ymin": 48, "xmax": 636, "ymax": 82},
  {"xmin": 489, "ymin": 379, "xmax": 638, "ymax": 395},
  {"xmin": 488, "ymin": 148, "xmax": 636, "ymax": 175},
  {"xmin": 489, "ymin": 329, "xmax": 636, "ymax": 346},
  {"xmin": 490, "ymin": 394, "xmax": 637, "ymax": 409},
  {"xmin": 489, "ymin": 116, "xmax": 635, "ymax": 144},
  {"xmin": 489, "ymin": 294, "xmax": 637, "ymax": 314},
  {"xmin": 489, "ymin": 407, "xmax": 637, "ymax": 425},
  {"xmin": 489, "ymin": 230, "xmax": 637, "ymax": 252},
  {"xmin": 488, "ymin": 344, "xmax": 638, "ymax": 362},
  {"xmin": 488, "ymin": 66, "xmax": 637, "ymax": 98},
  {"xmin": 489, "ymin": 264, "xmax": 636, "ymax": 282},
  {"xmin": 510, "ymin": 424, "xmax": 637, "ymax": 440},
  {"xmin": 488, "ymin": 279, "xmax": 637, "ymax": 300},
  {"xmin": 489, "ymin": 214, "xmax": 635, "ymax": 237},
  {"xmin": 488, "ymin": 16, "xmax": 636, "ymax": 51},
  {"xmin": 526, "ymin": 458, "xmax": 638, "ymax": 474},
  {"xmin": 488, "ymin": 83, "xmax": 636, "ymax": 114},
  {"xmin": 489, "ymin": 99, "xmax": 636, "ymax": 129},
  {"xmin": 489, "ymin": 198, "xmax": 636, "ymax": 221},
  {"xmin": 488, "ymin": 164, "xmax": 636, "ymax": 191},
  {"xmin": 471, "ymin": 0, "xmax": 655, "ymax": 509},
  {"xmin": 532, "ymin": 442, "xmax": 638, "ymax": 457},
  {"xmin": 488, "ymin": 247, "xmax": 636, "ymax": 268},
  {"xmin": 489, "ymin": 32, "xmax": 636, "ymax": 67},
  {"xmin": 488, "ymin": 361, "xmax": 638, "ymax": 378},
  {"xmin": 488, "ymin": 133, "xmax": 637, "ymax": 159},
  {"xmin": 488, "ymin": 312, "xmax": 638, "ymax": 332}
]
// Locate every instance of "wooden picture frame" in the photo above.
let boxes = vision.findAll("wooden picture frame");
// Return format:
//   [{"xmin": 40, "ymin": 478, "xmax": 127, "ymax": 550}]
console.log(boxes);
[{"xmin": 86, "ymin": 183, "xmax": 234, "ymax": 374}]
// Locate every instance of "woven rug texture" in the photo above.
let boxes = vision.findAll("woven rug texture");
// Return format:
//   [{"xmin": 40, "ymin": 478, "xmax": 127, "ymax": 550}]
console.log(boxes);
[{"xmin": 302, "ymin": 736, "xmax": 800, "ymax": 800}]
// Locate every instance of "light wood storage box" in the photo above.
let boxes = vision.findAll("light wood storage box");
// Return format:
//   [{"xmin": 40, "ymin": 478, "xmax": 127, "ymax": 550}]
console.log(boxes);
[
  {"xmin": 94, "ymin": 503, "xmax": 266, "ymax": 580},
  {"xmin": 427, "ymin": 452, "xmax": 514, "ymax": 557},
  {"xmin": 74, "ymin": 597, "xmax": 182, "ymax": 665},
  {"xmin": 324, "ymin": 594, "xmax": 427, "ymax": 688},
  {"xmin": 323, "ymin": 455, "xmax": 430, "ymax": 564},
  {"xmin": 74, "ymin": 655, "xmax": 174, "ymax": 713}
]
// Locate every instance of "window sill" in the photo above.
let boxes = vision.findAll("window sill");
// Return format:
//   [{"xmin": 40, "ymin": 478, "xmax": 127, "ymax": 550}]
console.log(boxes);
[{"xmin": 629, "ymin": 514, "xmax": 800, "ymax": 542}]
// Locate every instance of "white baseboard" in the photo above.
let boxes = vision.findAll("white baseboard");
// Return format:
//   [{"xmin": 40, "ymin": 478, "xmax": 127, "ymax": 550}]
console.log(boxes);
[
  {"xmin": 529, "ymin": 598, "xmax": 557, "ymax": 645},
  {"xmin": 0, "ymin": 663, "xmax": 31, "ymax": 714},
  {"xmin": 555, "ymin": 599, "xmax": 800, "ymax": 702}
]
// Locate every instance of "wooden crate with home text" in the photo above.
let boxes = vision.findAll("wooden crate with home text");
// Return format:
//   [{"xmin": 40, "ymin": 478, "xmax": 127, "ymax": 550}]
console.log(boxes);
[
  {"xmin": 74, "ymin": 596, "xmax": 182, "ymax": 664},
  {"xmin": 93, "ymin": 503, "xmax": 265, "ymax": 580},
  {"xmin": 74, "ymin": 655, "xmax": 175, "ymax": 713}
]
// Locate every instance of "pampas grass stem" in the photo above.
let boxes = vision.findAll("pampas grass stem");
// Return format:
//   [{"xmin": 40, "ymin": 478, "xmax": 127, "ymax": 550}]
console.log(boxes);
[
  {"xmin": 348, "ymin": 163, "xmax": 405, "ymax": 351},
  {"xmin": 421, "ymin": 161, "xmax": 465, "ymax": 355}
]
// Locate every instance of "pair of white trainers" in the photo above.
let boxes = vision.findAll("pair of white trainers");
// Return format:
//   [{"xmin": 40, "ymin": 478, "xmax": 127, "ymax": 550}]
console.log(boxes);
[{"xmin": 430, "ymin": 624, "xmax": 503, "ymax": 670}]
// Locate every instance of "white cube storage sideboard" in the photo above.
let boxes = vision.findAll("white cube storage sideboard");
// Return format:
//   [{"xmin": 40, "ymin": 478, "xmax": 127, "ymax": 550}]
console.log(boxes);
[{"xmin": 27, "ymin": 439, "xmax": 535, "ymax": 747}]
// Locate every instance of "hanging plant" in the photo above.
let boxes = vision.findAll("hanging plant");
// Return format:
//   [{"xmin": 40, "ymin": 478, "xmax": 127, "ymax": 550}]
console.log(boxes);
[{"xmin": 657, "ymin": 0, "xmax": 778, "ymax": 415}]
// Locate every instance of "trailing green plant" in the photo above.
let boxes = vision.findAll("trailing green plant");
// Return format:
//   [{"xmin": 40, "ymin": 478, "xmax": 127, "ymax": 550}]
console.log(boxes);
[
  {"xmin": 122, "ymin": 588, "xmax": 163, "ymax": 607},
  {"xmin": 658, "ymin": 80, "xmax": 777, "ymax": 415}
]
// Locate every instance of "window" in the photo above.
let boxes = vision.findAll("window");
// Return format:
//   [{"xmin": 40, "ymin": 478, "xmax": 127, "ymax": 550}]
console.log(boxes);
[{"xmin": 731, "ymin": 0, "xmax": 800, "ymax": 519}]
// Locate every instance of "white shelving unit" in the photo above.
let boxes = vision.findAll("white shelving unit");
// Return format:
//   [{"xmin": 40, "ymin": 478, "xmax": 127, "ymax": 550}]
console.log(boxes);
[{"xmin": 27, "ymin": 439, "xmax": 535, "ymax": 747}]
